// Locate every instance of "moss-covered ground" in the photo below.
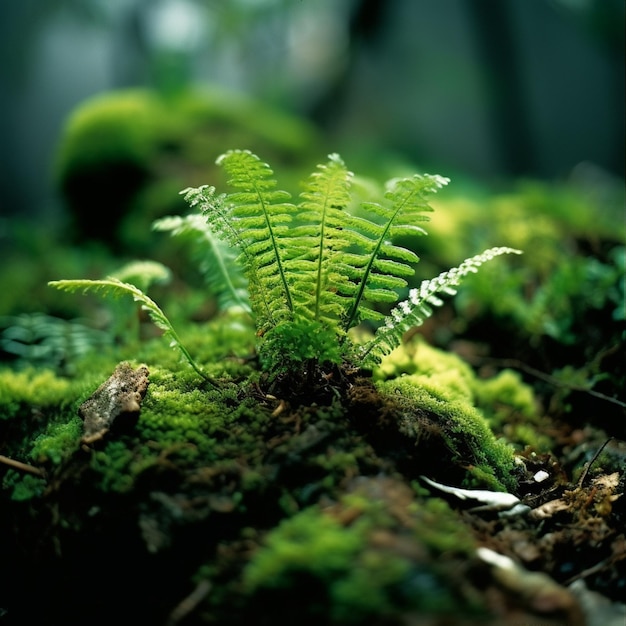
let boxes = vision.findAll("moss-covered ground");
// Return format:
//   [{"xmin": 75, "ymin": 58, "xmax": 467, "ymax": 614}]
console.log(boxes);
[{"xmin": 1, "ymin": 307, "xmax": 624, "ymax": 626}]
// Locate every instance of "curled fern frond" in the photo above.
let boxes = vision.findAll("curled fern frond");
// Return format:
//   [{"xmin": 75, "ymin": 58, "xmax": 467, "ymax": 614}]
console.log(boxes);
[
  {"xmin": 153, "ymin": 214, "xmax": 250, "ymax": 313},
  {"xmin": 48, "ymin": 278, "xmax": 217, "ymax": 385},
  {"xmin": 359, "ymin": 247, "xmax": 523, "ymax": 365}
]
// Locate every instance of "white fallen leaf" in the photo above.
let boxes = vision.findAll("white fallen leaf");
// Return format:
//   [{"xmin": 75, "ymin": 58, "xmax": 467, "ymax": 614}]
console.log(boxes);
[{"xmin": 420, "ymin": 475, "xmax": 530, "ymax": 517}]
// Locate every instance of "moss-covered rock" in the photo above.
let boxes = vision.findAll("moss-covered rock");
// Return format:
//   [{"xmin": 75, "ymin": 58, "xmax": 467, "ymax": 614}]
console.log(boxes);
[{"xmin": 54, "ymin": 87, "xmax": 320, "ymax": 251}]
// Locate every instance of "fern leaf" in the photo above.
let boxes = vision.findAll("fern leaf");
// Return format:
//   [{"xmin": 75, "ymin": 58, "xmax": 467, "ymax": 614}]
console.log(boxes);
[
  {"xmin": 212, "ymin": 150, "xmax": 298, "ymax": 332},
  {"xmin": 153, "ymin": 214, "xmax": 250, "ymax": 313},
  {"xmin": 48, "ymin": 278, "xmax": 217, "ymax": 384},
  {"xmin": 181, "ymin": 182, "xmax": 283, "ymax": 331},
  {"xmin": 360, "ymin": 247, "xmax": 522, "ymax": 365},
  {"xmin": 292, "ymin": 153, "xmax": 353, "ymax": 324},
  {"xmin": 341, "ymin": 173, "xmax": 449, "ymax": 331}
]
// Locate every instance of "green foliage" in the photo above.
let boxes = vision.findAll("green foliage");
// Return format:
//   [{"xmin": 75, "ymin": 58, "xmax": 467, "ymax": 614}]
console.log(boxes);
[
  {"xmin": 181, "ymin": 150, "xmax": 520, "ymax": 376},
  {"xmin": 243, "ymin": 487, "xmax": 478, "ymax": 622},
  {"xmin": 0, "ymin": 313, "xmax": 112, "ymax": 374},
  {"xmin": 54, "ymin": 87, "xmax": 319, "ymax": 250},
  {"xmin": 110, "ymin": 260, "xmax": 172, "ymax": 294},
  {"xmin": 362, "ymin": 247, "xmax": 522, "ymax": 364},
  {"xmin": 50, "ymin": 150, "xmax": 520, "ymax": 386},
  {"xmin": 152, "ymin": 214, "xmax": 250, "ymax": 313},
  {"xmin": 0, "ymin": 368, "xmax": 73, "ymax": 418},
  {"xmin": 30, "ymin": 416, "xmax": 83, "ymax": 465},
  {"xmin": 48, "ymin": 278, "xmax": 214, "ymax": 385},
  {"xmin": 2, "ymin": 472, "xmax": 46, "ymax": 501},
  {"xmin": 472, "ymin": 369, "xmax": 538, "ymax": 423},
  {"xmin": 375, "ymin": 338, "xmax": 519, "ymax": 490},
  {"xmin": 425, "ymin": 182, "xmax": 625, "ymax": 347}
]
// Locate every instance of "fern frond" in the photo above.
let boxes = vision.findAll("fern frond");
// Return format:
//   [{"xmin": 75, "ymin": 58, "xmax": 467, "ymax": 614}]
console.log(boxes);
[
  {"xmin": 360, "ymin": 247, "xmax": 522, "ymax": 365},
  {"xmin": 291, "ymin": 153, "xmax": 353, "ymax": 324},
  {"xmin": 180, "ymin": 185, "xmax": 274, "ymax": 326},
  {"xmin": 206, "ymin": 150, "xmax": 298, "ymax": 332},
  {"xmin": 109, "ymin": 260, "xmax": 171, "ymax": 293},
  {"xmin": 341, "ymin": 173, "xmax": 449, "ymax": 331},
  {"xmin": 48, "ymin": 278, "xmax": 217, "ymax": 384},
  {"xmin": 153, "ymin": 214, "xmax": 250, "ymax": 313}
]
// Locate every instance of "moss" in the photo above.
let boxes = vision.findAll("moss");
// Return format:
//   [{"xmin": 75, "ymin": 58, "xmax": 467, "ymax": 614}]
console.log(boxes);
[
  {"xmin": 2, "ymin": 471, "xmax": 46, "ymax": 501},
  {"xmin": 30, "ymin": 416, "xmax": 83, "ymax": 465},
  {"xmin": 472, "ymin": 369, "xmax": 537, "ymax": 422},
  {"xmin": 135, "ymin": 312, "xmax": 257, "ymax": 379},
  {"xmin": 54, "ymin": 87, "xmax": 319, "ymax": 250},
  {"xmin": 0, "ymin": 368, "xmax": 73, "ymax": 414},
  {"xmin": 375, "ymin": 338, "xmax": 518, "ymax": 490},
  {"xmin": 244, "ymin": 507, "xmax": 363, "ymax": 590},
  {"xmin": 242, "ymin": 480, "xmax": 480, "ymax": 623}
]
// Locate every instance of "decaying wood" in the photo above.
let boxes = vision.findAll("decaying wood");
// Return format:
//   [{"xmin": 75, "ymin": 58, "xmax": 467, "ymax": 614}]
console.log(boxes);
[{"xmin": 79, "ymin": 362, "xmax": 149, "ymax": 441}]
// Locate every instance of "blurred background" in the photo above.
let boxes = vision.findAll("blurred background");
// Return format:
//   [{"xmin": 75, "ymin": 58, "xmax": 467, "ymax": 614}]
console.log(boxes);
[
  {"xmin": 1, "ymin": 0, "xmax": 623, "ymax": 223},
  {"xmin": 0, "ymin": 0, "xmax": 624, "ymax": 419}
]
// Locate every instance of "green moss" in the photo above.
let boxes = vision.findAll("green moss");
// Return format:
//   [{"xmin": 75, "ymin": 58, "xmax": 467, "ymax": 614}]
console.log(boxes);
[
  {"xmin": 244, "ymin": 507, "xmax": 363, "ymax": 590},
  {"xmin": 55, "ymin": 90, "xmax": 165, "ymax": 178},
  {"xmin": 30, "ymin": 416, "xmax": 83, "ymax": 465},
  {"xmin": 134, "ymin": 312, "xmax": 257, "ymax": 380},
  {"xmin": 471, "ymin": 369, "xmax": 558, "ymax": 452},
  {"xmin": 424, "ymin": 180, "xmax": 625, "ymax": 357},
  {"xmin": 2, "ymin": 471, "xmax": 46, "ymax": 501},
  {"xmin": 243, "ymin": 484, "xmax": 479, "ymax": 623},
  {"xmin": 90, "ymin": 440, "xmax": 137, "ymax": 493},
  {"xmin": 472, "ymin": 369, "xmax": 537, "ymax": 422},
  {"xmin": 0, "ymin": 368, "xmax": 73, "ymax": 416},
  {"xmin": 375, "ymin": 338, "xmax": 518, "ymax": 490},
  {"xmin": 54, "ymin": 87, "xmax": 319, "ymax": 250}
]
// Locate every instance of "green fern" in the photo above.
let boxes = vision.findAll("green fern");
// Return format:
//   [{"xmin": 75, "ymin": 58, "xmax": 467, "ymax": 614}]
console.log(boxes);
[
  {"xmin": 152, "ymin": 214, "xmax": 250, "ymax": 313},
  {"xmin": 181, "ymin": 150, "xmax": 521, "ymax": 377},
  {"xmin": 50, "ymin": 150, "xmax": 522, "ymax": 387},
  {"xmin": 48, "ymin": 278, "xmax": 216, "ymax": 385},
  {"xmin": 360, "ymin": 247, "xmax": 523, "ymax": 365},
  {"xmin": 339, "ymin": 173, "xmax": 448, "ymax": 331}
]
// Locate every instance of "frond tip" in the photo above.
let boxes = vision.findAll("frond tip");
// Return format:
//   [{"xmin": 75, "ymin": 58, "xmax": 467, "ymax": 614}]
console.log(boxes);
[
  {"xmin": 48, "ymin": 278, "xmax": 218, "ymax": 385},
  {"xmin": 360, "ymin": 247, "xmax": 523, "ymax": 365}
]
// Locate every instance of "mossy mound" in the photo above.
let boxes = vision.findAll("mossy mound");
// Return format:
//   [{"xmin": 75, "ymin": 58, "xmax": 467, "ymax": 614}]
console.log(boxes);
[{"xmin": 54, "ymin": 87, "xmax": 320, "ymax": 251}]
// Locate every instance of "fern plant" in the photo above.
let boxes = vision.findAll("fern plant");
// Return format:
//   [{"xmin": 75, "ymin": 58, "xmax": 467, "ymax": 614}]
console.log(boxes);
[
  {"xmin": 50, "ymin": 150, "xmax": 521, "ymax": 388},
  {"xmin": 181, "ymin": 150, "xmax": 521, "ymax": 378}
]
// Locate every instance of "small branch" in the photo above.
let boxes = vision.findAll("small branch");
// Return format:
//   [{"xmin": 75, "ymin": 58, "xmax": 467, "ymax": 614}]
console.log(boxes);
[
  {"xmin": 466, "ymin": 356, "xmax": 626, "ymax": 409},
  {"xmin": 0, "ymin": 454, "xmax": 46, "ymax": 478},
  {"xmin": 577, "ymin": 437, "xmax": 614, "ymax": 488},
  {"xmin": 166, "ymin": 580, "xmax": 212, "ymax": 626}
]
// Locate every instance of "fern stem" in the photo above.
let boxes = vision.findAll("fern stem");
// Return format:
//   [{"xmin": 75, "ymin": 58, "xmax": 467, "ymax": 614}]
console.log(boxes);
[{"xmin": 49, "ymin": 279, "xmax": 220, "ymax": 386}]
